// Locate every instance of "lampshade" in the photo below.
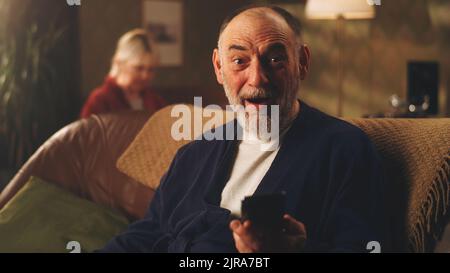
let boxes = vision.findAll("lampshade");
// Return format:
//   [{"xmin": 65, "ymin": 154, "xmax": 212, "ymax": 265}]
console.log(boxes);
[{"xmin": 305, "ymin": 0, "xmax": 375, "ymax": 20}]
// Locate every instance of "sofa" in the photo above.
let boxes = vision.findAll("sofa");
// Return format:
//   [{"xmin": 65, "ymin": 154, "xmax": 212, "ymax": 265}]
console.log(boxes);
[{"xmin": 0, "ymin": 105, "xmax": 449, "ymax": 252}]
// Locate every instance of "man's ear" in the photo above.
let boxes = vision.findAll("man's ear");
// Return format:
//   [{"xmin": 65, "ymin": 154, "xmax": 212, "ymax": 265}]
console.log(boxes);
[
  {"xmin": 298, "ymin": 44, "xmax": 311, "ymax": 80},
  {"xmin": 212, "ymin": 48, "xmax": 224, "ymax": 85}
]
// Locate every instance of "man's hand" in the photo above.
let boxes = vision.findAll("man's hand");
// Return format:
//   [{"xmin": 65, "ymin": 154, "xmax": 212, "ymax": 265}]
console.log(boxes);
[{"xmin": 229, "ymin": 214, "xmax": 307, "ymax": 253}]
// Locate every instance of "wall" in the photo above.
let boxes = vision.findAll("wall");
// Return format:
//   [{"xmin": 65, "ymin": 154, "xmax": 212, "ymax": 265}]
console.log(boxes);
[
  {"xmin": 79, "ymin": 0, "xmax": 141, "ymax": 100},
  {"xmin": 79, "ymin": 0, "xmax": 251, "ymax": 106},
  {"xmin": 79, "ymin": 0, "xmax": 450, "ymax": 117},
  {"xmin": 283, "ymin": 0, "xmax": 450, "ymax": 117}
]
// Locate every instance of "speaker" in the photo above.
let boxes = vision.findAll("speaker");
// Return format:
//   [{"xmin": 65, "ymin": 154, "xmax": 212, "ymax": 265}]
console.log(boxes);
[{"xmin": 407, "ymin": 61, "xmax": 439, "ymax": 115}]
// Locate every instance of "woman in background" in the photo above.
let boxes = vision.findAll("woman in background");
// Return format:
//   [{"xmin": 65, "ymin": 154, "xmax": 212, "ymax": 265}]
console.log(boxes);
[{"xmin": 80, "ymin": 29, "xmax": 167, "ymax": 118}]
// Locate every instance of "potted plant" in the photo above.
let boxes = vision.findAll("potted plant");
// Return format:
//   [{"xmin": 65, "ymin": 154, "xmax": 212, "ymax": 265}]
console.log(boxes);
[{"xmin": 0, "ymin": 0, "xmax": 79, "ymax": 172}]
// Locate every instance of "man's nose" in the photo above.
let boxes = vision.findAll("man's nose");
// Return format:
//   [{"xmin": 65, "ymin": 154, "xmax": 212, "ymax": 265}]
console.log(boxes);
[{"xmin": 247, "ymin": 60, "xmax": 269, "ymax": 87}]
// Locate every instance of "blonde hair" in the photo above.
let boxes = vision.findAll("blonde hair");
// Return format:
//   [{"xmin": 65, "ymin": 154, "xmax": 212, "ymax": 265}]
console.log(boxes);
[{"xmin": 109, "ymin": 28, "xmax": 157, "ymax": 77}]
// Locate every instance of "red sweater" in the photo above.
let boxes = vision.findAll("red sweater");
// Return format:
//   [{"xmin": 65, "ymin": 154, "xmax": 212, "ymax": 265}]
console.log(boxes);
[{"xmin": 80, "ymin": 77, "xmax": 167, "ymax": 119}]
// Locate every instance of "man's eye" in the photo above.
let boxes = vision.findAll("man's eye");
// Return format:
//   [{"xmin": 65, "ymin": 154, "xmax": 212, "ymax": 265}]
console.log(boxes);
[
  {"xmin": 267, "ymin": 55, "xmax": 286, "ymax": 69},
  {"xmin": 233, "ymin": 58, "xmax": 244, "ymax": 65},
  {"xmin": 270, "ymin": 56, "xmax": 285, "ymax": 64}
]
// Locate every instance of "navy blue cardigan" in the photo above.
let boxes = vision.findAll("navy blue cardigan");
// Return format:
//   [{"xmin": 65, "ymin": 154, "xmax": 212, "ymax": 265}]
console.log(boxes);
[{"xmin": 101, "ymin": 101, "xmax": 392, "ymax": 252}]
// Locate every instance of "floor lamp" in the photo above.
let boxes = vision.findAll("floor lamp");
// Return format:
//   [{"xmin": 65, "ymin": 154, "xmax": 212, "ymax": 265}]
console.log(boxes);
[{"xmin": 305, "ymin": 0, "xmax": 375, "ymax": 117}]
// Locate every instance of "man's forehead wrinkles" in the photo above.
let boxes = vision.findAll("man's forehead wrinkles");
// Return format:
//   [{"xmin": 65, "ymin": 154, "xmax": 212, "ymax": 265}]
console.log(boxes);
[
  {"xmin": 229, "ymin": 24, "xmax": 289, "ymax": 39},
  {"xmin": 228, "ymin": 44, "xmax": 248, "ymax": 51},
  {"xmin": 254, "ymin": 33, "xmax": 289, "ymax": 46},
  {"xmin": 225, "ymin": 37, "xmax": 289, "ymax": 55},
  {"xmin": 225, "ymin": 27, "xmax": 290, "ymax": 45}
]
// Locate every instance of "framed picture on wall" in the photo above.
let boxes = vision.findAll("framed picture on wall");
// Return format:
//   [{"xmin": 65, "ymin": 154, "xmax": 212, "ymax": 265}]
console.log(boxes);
[{"xmin": 142, "ymin": 0, "xmax": 183, "ymax": 66}]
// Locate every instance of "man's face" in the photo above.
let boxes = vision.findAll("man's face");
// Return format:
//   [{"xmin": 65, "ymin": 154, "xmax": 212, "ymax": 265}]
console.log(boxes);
[{"xmin": 213, "ymin": 9, "xmax": 304, "ymax": 128}]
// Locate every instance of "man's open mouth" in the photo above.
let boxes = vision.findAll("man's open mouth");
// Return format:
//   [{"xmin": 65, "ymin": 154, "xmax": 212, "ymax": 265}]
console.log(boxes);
[{"xmin": 244, "ymin": 97, "xmax": 272, "ymax": 107}]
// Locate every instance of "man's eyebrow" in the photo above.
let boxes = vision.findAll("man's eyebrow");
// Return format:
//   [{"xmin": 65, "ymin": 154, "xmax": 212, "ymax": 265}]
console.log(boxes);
[
  {"xmin": 228, "ymin": 44, "xmax": 248, "ymax": 51},
  {"xmin": 265, "ymin": 43, "xmax": 288, "ymax": 53}
]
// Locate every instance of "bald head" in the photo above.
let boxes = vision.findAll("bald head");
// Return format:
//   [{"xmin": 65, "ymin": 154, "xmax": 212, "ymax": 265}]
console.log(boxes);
[{"xmin": 218, "ymin": 5, "xmax": 302, "ymax": 49}]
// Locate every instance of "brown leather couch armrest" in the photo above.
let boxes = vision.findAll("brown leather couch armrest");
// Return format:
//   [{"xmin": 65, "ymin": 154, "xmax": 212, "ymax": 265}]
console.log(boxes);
[{"xmin": 0, "ymin": 111, "xmax": 155, "ymax": 220}]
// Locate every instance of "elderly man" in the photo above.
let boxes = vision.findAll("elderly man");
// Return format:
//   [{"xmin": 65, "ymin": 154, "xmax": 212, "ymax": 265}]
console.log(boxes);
[{"xmin": 101, "ymin": 5, "xmax": 391, "ymax": 253}]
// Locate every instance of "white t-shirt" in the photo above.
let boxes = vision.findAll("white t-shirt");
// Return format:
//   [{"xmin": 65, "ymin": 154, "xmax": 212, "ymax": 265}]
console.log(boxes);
[
  {"xmin": 220, "ymin": 138, "xmax": 281, "ymax": 217},
  {"xmin": 219, "ymin": 108, "xmax": 297, "ymax": 217}
]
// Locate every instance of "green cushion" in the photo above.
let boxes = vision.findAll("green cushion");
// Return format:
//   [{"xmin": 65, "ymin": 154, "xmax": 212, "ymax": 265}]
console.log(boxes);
[{"xmin": 0, "ymin": 176, "xmax": 129, "ymax": 253}]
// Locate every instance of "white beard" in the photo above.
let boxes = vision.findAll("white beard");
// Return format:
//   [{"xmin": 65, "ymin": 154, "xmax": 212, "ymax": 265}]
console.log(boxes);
[
  {"xmin": 222, "ymin": 70, "xmax": 299, "ymax": 141},
  {"xmin": 222, "ymin": 78, "xmax": 270, "ymax": 143}
]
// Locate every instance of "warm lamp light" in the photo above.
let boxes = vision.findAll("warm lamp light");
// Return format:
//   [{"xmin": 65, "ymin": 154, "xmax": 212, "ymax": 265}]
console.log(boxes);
[
  {"xmin": 305, "ymin": 0, "xmax": 375, "ymax": 116},
  {"xmin": 306, "ymin": 0, "xmax": 375, "ymax": 20}
]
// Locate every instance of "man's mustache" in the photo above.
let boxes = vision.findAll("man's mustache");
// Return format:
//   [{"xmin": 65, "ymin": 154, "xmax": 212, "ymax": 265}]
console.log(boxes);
[{"xmin": 238, "ymin": 88, "xmax": 274, "ymax": 101}]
